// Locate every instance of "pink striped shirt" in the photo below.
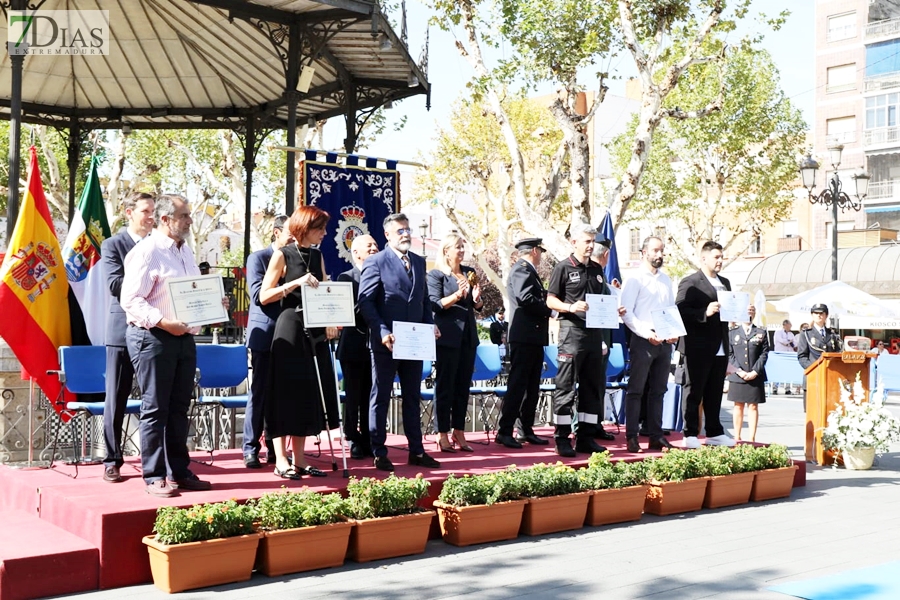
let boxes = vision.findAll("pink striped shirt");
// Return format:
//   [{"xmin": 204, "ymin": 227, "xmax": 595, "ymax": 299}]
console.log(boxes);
[{"xmin": 121, "ymin": 229, "xmax": 201, "ymax": 332}]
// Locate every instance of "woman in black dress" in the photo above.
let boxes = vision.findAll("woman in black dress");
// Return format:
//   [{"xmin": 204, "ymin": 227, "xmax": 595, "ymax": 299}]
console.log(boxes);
[
  {"xmin": 427, "ymin": 233, "xmax": 483, "ymax": 453},
  {"xmin": 260, "ymin": 205, "xmax": 339, "ymax": 479},
  {"xmin": 727, "ymin": 305, "xmax": 769, "ymax": 442}
]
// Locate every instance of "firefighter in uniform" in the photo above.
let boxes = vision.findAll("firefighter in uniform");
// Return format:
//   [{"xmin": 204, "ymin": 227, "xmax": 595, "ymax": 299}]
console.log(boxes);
[{"xmin": 546, "ymin": 225, "xmax": 624, "ymax": 457}]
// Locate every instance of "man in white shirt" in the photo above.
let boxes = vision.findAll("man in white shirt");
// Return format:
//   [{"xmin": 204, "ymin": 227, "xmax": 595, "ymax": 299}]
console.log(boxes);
[
  {"xmin": 774, "ymin": 320, "xmax": 796, "ymax": 352},
  {"xmin": 619, "ymin": 236, "xmax": 678, "ymax": 453}
]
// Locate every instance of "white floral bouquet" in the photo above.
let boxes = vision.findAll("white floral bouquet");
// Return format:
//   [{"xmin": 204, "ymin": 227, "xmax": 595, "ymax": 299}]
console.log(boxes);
[{"xmin": 822, "ymin": 374, "xmax": 900, "ymax": 454}]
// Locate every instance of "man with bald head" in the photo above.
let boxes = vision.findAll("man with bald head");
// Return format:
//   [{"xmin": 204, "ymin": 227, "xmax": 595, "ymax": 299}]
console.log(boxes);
[{"xmin": 336, "ymin": 234, "xmax": 379, "ymax": 458}]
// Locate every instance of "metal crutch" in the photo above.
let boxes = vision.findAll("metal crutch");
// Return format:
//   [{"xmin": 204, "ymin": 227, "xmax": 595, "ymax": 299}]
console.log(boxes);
[
  {"xmin": 306, "ymin": 329, "xmax": 338, "ymax": 472},
  {"xmin": 328, "ymin": 339, "xmax": 350, "ymax": 477}
]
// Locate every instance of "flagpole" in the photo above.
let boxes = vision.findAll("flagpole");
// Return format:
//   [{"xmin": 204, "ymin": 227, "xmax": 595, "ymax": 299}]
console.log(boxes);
[{"xmin": 270, "ymin": 146, "xmax": 426, "ymax": 169}]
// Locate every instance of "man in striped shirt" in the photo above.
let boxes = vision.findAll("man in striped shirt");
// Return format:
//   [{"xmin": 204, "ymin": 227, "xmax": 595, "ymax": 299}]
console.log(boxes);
[{"xmin": 121, "ymin": 194, "xmax": 212, "ymax": 498}]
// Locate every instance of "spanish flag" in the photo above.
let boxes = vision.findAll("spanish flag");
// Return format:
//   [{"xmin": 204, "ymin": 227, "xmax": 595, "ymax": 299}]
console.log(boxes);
[{"xmin": 0, "ymin": 147, "xmax": 73, "ymax": 414}]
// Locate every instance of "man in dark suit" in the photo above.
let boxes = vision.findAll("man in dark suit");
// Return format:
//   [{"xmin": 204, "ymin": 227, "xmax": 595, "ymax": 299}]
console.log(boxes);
[
  {"xmin": 100, "ymin": 192, "xmax": 155, "ymax": 483},
  {"xmin": 489, "ymin": 309, "xmax": 507, "ymax": 345},
  {"xmin": 676, "ymin": 240, "xmax": 734, "ymax": 449},
  {"xmin": 337, "ymin": 234, "xmax": 379, "ymax": 459},
  {"xmin": 358, "ymin": 213, "xmax": 441, "ymax": 472},
  {"xmin": 797, "ymin": 303, "xmax": 842, "ymax": 409},
  {"xmin": 242, "ymin": 215, "xmax": 291, "ymax": 468},
  {"xmin": 496, "ymin": 237, "xmax": 552, "ymax": 448}
]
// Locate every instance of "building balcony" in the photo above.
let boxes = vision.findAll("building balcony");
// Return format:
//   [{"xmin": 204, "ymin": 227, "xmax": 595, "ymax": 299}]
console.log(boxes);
[
  {"xmin": 866, "ymin": 17, "xmax": 900, "ymax": 40},
  {"xmin": 867, "ymin": 179, "xmax": 900, "ymax": 200},
  {"xmin": 864, "ymin": 72, "xmax": 900, "ymax": 93},
  {"xmin": 864, "ymin": 126, "xmax": 900, "ymax": 147},
  {"xmin": 826, "ymin": 131, "xmax": 856, "ymax": 146},
  {"xmin": 777, "ymin": 237, "xmax": 802, "ymax": 252}
]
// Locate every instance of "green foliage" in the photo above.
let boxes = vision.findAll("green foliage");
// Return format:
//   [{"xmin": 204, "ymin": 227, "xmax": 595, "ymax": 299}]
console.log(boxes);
[
  {"xmin": 645, "ymin": 445, "xmax": 793, "ymax": 482},
  {"xmin": 645, "ymin": 448, "xmax": 707, "ymax": 482},
  {"xmin": 152, "ymin": 499, "xmax": 255, "ymax": 545},
  {"xmin": 438, "ymin": 470, "xmax": 527, "ymax": 507},
  {"xmin": 344, "ymin": 474, "xmax": 430, "ymax": 519},
  {"xmin": 253, "ymin": 488, "xmax": 346, "ymax": 531},
  {"xmin": 579, "ymin": 452, "xmax": 649, "ymax": 490},
  {"xmin": 514, "ymin": 462, "xmax": 582, "ymax": 498},
  {"xmin": 740, "ymin": 444, "xmax": 792, "ymax": 470}
]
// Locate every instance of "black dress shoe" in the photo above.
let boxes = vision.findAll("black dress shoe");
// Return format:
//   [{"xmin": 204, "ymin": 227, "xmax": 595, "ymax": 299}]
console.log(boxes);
[
  {"xmin": 575, "ymin": 437, "xmax": 607, "ymax": 454},
  {"xmin": 648, "ymin": 436, "xmax": 675, "ymax": 450},
  {"xmin": 408, "ymin": 452, "xmax": 441, "ymax": 468},
  {"xmin": 638, "ymin": 427, "xmax": 650, "ymax": 437},
  {"xmin": 495, "ymin": 433, "xmax": 523, "ymax": 449},
  {"xmin": 555, "ymin": 439, "xmax": 576, "ymax": 457},
  {"xmin": 626, "ymin": 437, "xmax": 643, "ymax": 453},
  {"xmin": 243, "ymin": 453, "xmax": 262, "ymax": 469},
  {"xmin": 349, "ymin": 442, "xmax": 364, "ymax": 460},
  {"xmin": 103, "ymin": 465, "xmax": 122, "ymax": 483},
  {"xmin": 594, "ymin": 429, "xmax": 615, "ymax": 441},
  {"xmin": 374, "ymin": 456, "xmax": 395, "ymax": 472},
  {"xmin": 521, "ymin": 433, "xmax": 549, "ymax": 445}
]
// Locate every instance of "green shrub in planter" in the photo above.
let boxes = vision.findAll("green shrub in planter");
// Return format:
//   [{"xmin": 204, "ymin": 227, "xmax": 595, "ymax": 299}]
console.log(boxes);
[
  {"xmin": 344, "ymin": 474, "xmax": 430, "ymax": 519},
  {"xmin": 152, "ymin": 499, "xmax": 256, "ymax": 545},
  {"xmin": 579, "ymin": 452, "xmax": 649, "ymax": 490},
  {"xmin": 645, "ymin": 449, "xmax": 708, "ymax": 482},
  {"xmin": 738, "ymin": 443, "xmax": 793, "ymax": 471},
  {"xmin": 438, "ymin": 470, "xmax": 526, "ymax": 507},
  {"xmin": 514, "ymin": 462, "xmax": 582, "ymax": 498},
  {"xmin": 254, "ymin": 488, "xmax": 346, "ymax": 531}
]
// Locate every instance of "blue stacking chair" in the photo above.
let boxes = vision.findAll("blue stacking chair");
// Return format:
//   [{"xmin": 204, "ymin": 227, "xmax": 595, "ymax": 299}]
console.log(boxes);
[
  {"xmin": 50, "ymin": 345, "xmax": 141, "ymax": 474},
  {"xmin": 605, "ymin": 343, "xmax": 627, "ymax": 431},
  {"xmin": 466, "ymin": 344, "xmax": 502, "ymax": 442},
  {"xmin": 193, "ymin": 344, "xmax": 249, "ymax": 462}
]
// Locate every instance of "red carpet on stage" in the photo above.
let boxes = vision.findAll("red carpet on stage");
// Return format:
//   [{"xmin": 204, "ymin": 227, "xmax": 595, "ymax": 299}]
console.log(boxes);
[{"xmin": 0, "ymin": 428, "xmax": 805, "ymax": 599}]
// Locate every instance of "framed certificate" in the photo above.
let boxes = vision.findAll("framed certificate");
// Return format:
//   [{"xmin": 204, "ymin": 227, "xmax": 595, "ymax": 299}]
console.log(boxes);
[
  {"xmin": 392, "ymin": 321, "xmax": 436, "ymax": 361},
  {"xmin": 585, "ymin": 294, "xmax": 620, "ymax": 329},
  {"xmin": 717, "ymin": 291, "xmax": 751, "ymax": 323},
  {"xmin": 300, "ymin": 281, "xmax": 356, "ymax": 328},
  {"xmin": 167, "ymin": 274, "xmax": 228, "ymax": 326},
  {"xmin": 651, "ymin": 306, "xmax": 687, "ymax": 340}
]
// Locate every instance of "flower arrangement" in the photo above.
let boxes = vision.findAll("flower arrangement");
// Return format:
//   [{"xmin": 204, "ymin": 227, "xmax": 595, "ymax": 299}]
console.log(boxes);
[
  {"xmin": 343, "ymin": 474, "xmax": 430, "ymax": 519},
  {"xmin": 822, "ymin": 375, "xmax": 900, "ymax": 455},
  {"xmin": 253, "ymin": 487, "xmax": 346, "ymax": 531},
  {"xmin": 151, "ymin": 499, "xmax": 255, "ymax": 545}
]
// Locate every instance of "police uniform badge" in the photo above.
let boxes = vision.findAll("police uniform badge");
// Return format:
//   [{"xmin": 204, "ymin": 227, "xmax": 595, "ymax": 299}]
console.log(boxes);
[
  {"xmin": 734, "ymin": 334, "xmax": 741, "ymax": 343},
  {"xmin": 333, "ymin": 204, "xmax": 369, "ymax": 265}
]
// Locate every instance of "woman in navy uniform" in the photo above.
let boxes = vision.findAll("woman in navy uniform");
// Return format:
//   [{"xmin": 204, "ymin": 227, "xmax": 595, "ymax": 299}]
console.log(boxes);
[{"xmin": 726, "ymin": 305, "xmax": 769, "ymax": 442}]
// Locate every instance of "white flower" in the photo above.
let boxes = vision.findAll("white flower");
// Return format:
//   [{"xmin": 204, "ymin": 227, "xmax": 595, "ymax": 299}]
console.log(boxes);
[{"xmin": 822, "ymin": 374, "xmax": 900, "ymax": 455}]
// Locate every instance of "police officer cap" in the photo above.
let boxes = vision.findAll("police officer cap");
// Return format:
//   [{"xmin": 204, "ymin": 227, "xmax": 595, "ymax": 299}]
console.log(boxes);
[
  {"xmin": 515, "ymin": 237, "xmax": 545, "ymax": 252},
  {"xmin": 810, "ymin": 303, "xmax": 829, "ymax": 314},
  {"xmin": 594, "ymin": 233, "xmax": 612, "ymax": 249}
]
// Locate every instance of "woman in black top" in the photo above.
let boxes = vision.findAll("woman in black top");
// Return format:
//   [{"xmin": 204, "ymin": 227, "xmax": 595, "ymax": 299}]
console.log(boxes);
[
  {"xmin": 260, "ymin": 205, "xmax": 339, "ymax": 479},
  {"xmin": 427, "ymin": 233, "xmax": 483, "ymax": 452}
]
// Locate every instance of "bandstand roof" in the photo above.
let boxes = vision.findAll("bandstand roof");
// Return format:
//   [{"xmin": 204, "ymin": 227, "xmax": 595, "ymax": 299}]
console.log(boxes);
[
  {"xmin": 740, "ymin": 246, "xmax": 900, "ymax": 300},
  {"xmin": 0, "ymin": 0, "xmax": 429, "ymax": 130}
]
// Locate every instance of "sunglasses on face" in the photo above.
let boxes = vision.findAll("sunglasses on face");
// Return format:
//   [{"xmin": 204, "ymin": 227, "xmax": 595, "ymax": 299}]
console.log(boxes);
[{"xmin": 394, "ymin": 228, "xmax": 412, "ymax": 235}]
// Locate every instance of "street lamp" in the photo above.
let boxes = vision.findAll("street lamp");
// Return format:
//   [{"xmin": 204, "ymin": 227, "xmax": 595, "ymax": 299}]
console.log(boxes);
[
  {"xmin": 419, "ymin": 221, "xmax": 429, "ymax": 257},
  {"xmin": 798, "ymin": 145, "xmax": 869, "ymax": 281}
]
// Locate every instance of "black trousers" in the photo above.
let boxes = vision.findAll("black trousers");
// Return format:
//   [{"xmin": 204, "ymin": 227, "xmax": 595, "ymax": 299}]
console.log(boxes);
[
  {"xmin": 498, "ymin": 342, "xmax": 544, "ymax": 436},
  {"xmin": 553, "ymin": 324, "xmax": 606, "ymax": 440},
  {"xmin": 103, "ymin": 345, "xmax": 134, "ymax": 468},
  {"xmin": 243, "ymin": 349, "xmax": 271, "ymax": 456},
  {"xmin": 127, "ymin": 326, "xmax": 196, "ymax": 483},
  {"xmin": 625, "ymin": 337, "xmax": 671, "ymax": 439},
  {"xmin": 434, "ymin": 343, "xmax": 477, "ymax": 432},
  {"xmin": 342, "ymin": 356, "xmax": 372, "ymax": 450},
  {"xmin": 681, "ymin": 353, "xmax": 728, "ymax": 438}
]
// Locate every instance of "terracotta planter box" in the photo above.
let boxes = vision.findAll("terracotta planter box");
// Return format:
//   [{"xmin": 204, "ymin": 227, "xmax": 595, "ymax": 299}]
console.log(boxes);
[
  {"xmin": 256, "ymin": 521, "xmax": 353, "ymax": 577},
  {"xmin": 703, "ymin": 472, "xmax": 755, "ymax": 509},
  {"xmin": 347, "ymin": 510, "xmax": 434, "ymax": 563},
  {"xmin": 750, "ymin": 465, "xmax": 799, "ymax": 501},
  {"xmin": 434, "ymin": 499, "xmax": 527, "ymax": 547},
  {"xmin": 585, "ymin": 485, "xmax": 649, "ymax": 526},
  {"xmin": 644, "ymin": 478, "xmax": 709, "ymax": 516},
  {"xmin": 520, "ymin": 491, "xmax": 591, "ymax": 536},
  {"xmin": 143, "ymin": 532, "xmax": 262, "ymax": 593}
]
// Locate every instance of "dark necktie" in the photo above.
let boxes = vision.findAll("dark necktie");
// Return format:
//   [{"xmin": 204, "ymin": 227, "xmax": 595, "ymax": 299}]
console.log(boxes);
[
  {"xmin": 819, "ymin": 328, "xmax": 825, "ymax": 338},
  {"xmin": 401, "ymin": 254, "xmax": 412, "ymax": 280}
]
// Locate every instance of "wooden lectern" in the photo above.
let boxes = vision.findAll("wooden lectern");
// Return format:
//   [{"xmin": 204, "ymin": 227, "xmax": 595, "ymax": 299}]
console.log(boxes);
[{"xmin": 804, "ymin": 351, "xmax": 872, "ymax": 465}]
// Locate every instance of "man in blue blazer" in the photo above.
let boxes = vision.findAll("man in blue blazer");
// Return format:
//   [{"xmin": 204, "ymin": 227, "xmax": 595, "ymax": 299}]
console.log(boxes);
[
  {"xmin": 100, "ymin": 193, "xmax": 155, "ymax": 483},
  {"xmin": 337, "ymin": 234, "xmax": 379, "ymax": 459},
  {"xmin": 358, "ymin": 213, "xmax": 441, "ymax": 472},
  {"xmin": 242, "ymin": 215, "xmax": 291, "ymax": 468}
]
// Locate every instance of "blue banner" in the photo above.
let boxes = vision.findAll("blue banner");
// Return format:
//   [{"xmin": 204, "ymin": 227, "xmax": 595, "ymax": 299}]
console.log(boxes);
[{"xmin": 301, "ymin": 160, "xmax": 399, "ymax": 278}]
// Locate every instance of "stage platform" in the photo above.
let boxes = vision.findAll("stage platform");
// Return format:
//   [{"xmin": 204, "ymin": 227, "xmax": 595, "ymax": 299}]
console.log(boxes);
[{"xmin": 0, "ymin": 428, "xmax": 806, "ymax": 600}]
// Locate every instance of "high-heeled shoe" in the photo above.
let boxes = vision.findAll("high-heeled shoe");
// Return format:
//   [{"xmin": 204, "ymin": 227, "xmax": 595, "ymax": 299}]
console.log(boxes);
[
  {"xmin": 452, "ymin": 431, "xmax": 474, "ymax": 452},
  {"xmin": 437, "ymin": 439, "xmax": 457, "ymax": 453}
]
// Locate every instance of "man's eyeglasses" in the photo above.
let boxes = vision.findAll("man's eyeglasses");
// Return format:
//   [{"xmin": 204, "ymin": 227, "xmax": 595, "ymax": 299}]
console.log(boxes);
[{"xmin": 395, "ymin": 227, "xmax": 412, "ymax": 235}]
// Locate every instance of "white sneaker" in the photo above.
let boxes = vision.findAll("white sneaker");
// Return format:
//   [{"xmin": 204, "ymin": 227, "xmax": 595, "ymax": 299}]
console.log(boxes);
[
  {"xmin": 683, "ymin": 436, "xmax": 701, "ymax": 449},
  {"xmin": 705, "ymin": 434, "xmax": 736, "ymax": 447}
]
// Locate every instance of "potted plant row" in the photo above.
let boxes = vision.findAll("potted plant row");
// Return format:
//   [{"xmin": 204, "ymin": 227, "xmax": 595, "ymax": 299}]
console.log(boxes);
[
  {"xmin": 578, "ymin": 452, "xmax": 650, "ymax": 526},
  {"xmin": 435, "ymin": 470, "xmax": 528, "ymax": 546}
]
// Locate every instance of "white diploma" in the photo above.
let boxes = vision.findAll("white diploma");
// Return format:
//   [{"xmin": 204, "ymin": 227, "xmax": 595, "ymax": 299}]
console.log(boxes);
[
  {"xmin": 300, "ymin": 281, "xmax": 356, "ymax": 328},
  {"xmin": 166, "ymin": 274, "xmax": 227, "ymax": 327},
  {"xmin": 392, "ymin": 321, "xmax": 436, "ymax": 361},
  {"xmin": 717, "ymin": 291, "xmax": 751, "ymax": 323},
  {"xmin": 651, "ymin": 306, "xmax": 687, "ymax": 340},
  {"xmin": 585, "ymin": 294, "xmax": 620, "ymax": 329}
]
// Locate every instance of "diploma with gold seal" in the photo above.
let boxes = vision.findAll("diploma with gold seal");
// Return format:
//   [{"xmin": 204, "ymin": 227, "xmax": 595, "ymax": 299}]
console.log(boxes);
[
  {"xmin": 300, "ymin": 281, "xmax": 356, "ymax": 328},
  {"xmin": 167, "ymin": 274, "xmax": 228, "ymax": 326}
]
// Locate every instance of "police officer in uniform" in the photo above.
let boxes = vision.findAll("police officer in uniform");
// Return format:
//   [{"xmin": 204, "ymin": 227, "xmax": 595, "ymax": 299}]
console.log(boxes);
[
  {"xmin": 727, "ymin": 305, "xmax": 769, "ymax": 442},
  {"xmin": 546, "ymin": 225, "xmax": 621, "ymax": 457},
  {"xmin": 797, "ymin": 303, "xmax": 842, "ymax": 408},
  {"xmin": 496, "ymin": 237, "xmax": 552, "ymax": 448}
]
